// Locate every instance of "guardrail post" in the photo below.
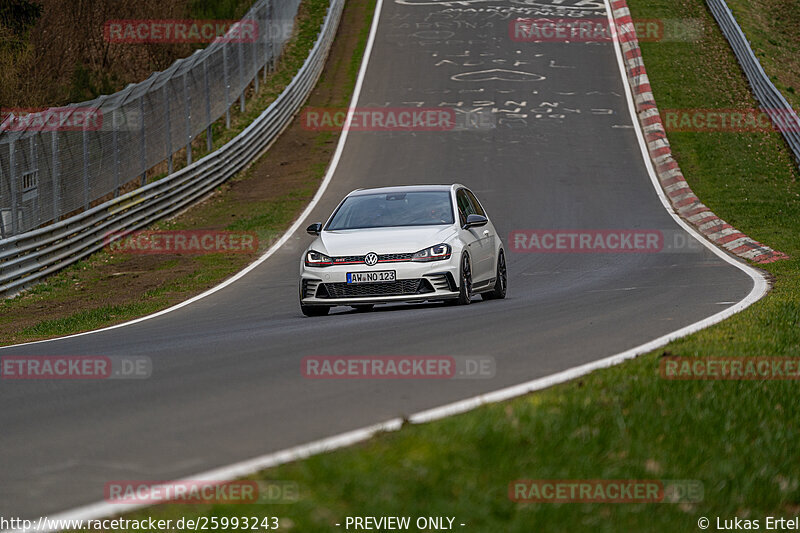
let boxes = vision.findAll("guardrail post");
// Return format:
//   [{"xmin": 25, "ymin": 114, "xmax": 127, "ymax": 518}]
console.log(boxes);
[
  {"xmin": 139, "ymin": 97, "xmax": 147, "ymax": 187},
  {"xmin": 204, "ymin": 59, "xmax": 213, "ymax": 152},
  {"xmin": 268, "ymin": 0, "xmax": 272, "ymax": 83},
  {"xmin": 267, "ymin": 0, "xmax": 275, "ymax": 73},
  {"xmin": 82, "ymin": 125, "xmax": 90, "ymax": 211},
  {"xmin": 223, "ymin": 45, "xmax": 231, "ymax": 129},
  {"xmin": 164, "ymin": 84, "xmax": 173, "ymax": 175},
  {"xmin": 238, "ymin": 38, "xmax": 246, "ymax": 112},
  {"xmin": 51, "ymin": 131, "xmax": 59, "ymax": 221},
  {"xmin": 252, "ymin": 21, "xmax": 259, "ymax": 94},
  {"xmin": 31, "ymin": 135, "xmax": 40, "ymax": 226},
  {"xmin": 9, "ymin": 140, "xmax": 18, "ymax": 236},
  {"xmin": 112, "ymin": 109, "xmax": 120, "ymax": 197},
  {"xmin": 183, "ymin": 72, "xmax": 192, "ymax": 166}
]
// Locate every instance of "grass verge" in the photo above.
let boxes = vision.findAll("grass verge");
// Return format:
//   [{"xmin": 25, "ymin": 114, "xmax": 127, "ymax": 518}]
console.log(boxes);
[
  {"xmin": 67, "ymin": 0, "xmax": 800, "ymax": 531},
  {"xmin": 724, "ymin": 0, "xmax": 800, "ymax": 111}
]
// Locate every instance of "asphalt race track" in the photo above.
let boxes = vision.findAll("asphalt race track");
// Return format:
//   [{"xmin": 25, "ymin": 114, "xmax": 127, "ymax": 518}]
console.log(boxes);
[{"xmin": 0, "ymin": 0, "xmax": 756, "ymax": 519}]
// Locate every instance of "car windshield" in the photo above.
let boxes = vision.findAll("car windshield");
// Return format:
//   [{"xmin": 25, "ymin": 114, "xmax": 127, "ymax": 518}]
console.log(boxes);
[{"xmin": 326, "ymin": 191, "xmax": 455, "ymax": 230}]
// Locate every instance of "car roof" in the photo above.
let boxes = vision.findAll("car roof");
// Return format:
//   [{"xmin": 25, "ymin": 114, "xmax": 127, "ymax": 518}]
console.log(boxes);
[{"xmin": 347, "ymin": 184, "xmax": 463, "ymax": 197}]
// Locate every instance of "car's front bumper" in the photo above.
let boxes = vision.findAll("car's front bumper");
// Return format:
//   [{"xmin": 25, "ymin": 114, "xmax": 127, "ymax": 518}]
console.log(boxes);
[{"xmin": 299, "ymin": 258, "xmax": 460, "ymax": 307}]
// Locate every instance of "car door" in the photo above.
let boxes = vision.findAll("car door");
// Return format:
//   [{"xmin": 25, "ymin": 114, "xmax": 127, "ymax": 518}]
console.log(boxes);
[
  {"xmin": 464, "ymin": 188, "xmax": 496, "ymax": 282},
  {"xmin": 456, "ymin": 188, "xmax": 492, "ymax": 283}
]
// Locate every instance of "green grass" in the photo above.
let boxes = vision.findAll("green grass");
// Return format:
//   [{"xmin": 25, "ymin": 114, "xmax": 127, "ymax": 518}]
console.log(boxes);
[
  {"xmin": 1, "ymin": 252, "xmax": 127, "ymax": 310},
  {"xmin": 19, "ymin": 302, "xmax": 166, "ymax": 338},
  {"xmin": 724, "ymin": 0, "xmax": 800, "ymax": 111},
  {"xmin": 74, "ymin": 0, "xmax": 800, "ymax": 531},
  {"xmin": 631, "ymin": 0, "xmax": 800, "ymax": 258},
  {"xmin": 107, "ymin": 356, "xmax": 800, "ymax": 531}
]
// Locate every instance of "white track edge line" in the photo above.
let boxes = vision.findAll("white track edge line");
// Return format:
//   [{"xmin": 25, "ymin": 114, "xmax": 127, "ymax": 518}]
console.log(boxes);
[{"xmin": 3, "ymin": 0, "xmax": 771, "ymax": 530}]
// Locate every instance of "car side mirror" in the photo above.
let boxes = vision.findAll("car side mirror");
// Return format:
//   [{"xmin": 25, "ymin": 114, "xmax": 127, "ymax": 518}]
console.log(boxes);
[
  {"xmin": 463, "ymin": 214, "xmax": 488, "ymax": 229},
  {"xmin": 306, "ymin": 223, "xmax": 322, "ymax": 236}
]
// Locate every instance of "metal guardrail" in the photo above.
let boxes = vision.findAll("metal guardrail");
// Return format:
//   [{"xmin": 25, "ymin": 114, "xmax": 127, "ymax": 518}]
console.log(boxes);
[
  {"xmin": 706, "ymin": 0, "xmax": 800, "ymax": 164},
  {"xmin": 0, "ymin": 0, "xmax": 345, "ymax": 298},
  {"xmin": 0, "ymin": 0, "xmax": 302, "ymax": 239}
]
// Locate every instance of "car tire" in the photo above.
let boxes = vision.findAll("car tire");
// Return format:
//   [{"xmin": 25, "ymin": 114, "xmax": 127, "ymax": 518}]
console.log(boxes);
[
  {"xmin": 301, "ymin": 304, "xmax": 330, "ymax": 317},
  {"xmin": 455, "ymin": 252, "xmax": 473, "ymax": 305},
  {"xmin": 351, "ymin": 305, "xmax": 374, "ymax": 312},
  {"xmin": 481, "ymin": 249, "xmax": 507, "ymax": 300}
]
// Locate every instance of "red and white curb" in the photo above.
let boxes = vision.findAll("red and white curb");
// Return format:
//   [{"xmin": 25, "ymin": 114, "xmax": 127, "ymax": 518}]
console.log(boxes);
[{"xmin": 610, "ymin": 0, "xmax": 789, "ymax": 264}]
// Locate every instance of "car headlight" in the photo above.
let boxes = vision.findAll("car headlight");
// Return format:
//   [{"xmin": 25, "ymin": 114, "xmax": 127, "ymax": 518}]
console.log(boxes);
[
  {"xmin": 412, "ymin": 244, "xmax": 452, "ymax": 262},
  {"xmin": 305, "ymin": 250, "xmax": 333, "ymax": 267}
]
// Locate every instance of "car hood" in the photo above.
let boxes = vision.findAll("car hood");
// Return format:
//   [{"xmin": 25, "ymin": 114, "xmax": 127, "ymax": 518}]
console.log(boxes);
[{"xmin": 317, "ymin": 225, "xmax": 456, "ymax": 255}]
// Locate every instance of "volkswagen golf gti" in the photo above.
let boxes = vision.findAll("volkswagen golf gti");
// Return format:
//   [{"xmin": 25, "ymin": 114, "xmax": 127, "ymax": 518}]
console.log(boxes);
[{"xmin": 299, "ymin": 184, "xmax": 506, "ymax": 316}]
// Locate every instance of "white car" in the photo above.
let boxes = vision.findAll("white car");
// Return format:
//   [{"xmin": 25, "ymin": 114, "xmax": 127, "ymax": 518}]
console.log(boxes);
[{"xmin": 299, "ymin": 184, "xmax": 506, "ymax": 316}]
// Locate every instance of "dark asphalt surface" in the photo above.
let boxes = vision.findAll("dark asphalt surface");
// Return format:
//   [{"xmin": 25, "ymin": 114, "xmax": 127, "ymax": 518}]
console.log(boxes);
[{"xmin": 0, "ymin": 0, "xmax": 755, "ymax": 519}]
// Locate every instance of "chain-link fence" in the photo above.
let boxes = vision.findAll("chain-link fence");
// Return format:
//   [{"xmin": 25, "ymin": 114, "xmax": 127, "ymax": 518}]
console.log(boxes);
[{"xmin": 0, "ymin": 0, "xmax": 301, "ymax": 239}]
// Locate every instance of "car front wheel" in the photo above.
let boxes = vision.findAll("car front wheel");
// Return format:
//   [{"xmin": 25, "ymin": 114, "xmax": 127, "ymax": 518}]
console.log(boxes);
[{"xmin": 455, "ymin": 253, "xmax": 473, "ymax": 305}]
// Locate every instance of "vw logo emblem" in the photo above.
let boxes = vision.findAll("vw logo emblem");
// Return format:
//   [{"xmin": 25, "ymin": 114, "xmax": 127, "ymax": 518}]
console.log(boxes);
[{"xmin": 364, "ymin": 252, "xmax": 379, "ymax": 266}]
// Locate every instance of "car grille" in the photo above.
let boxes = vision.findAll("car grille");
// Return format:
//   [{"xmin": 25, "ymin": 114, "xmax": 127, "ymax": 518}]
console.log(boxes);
[
  {"xmin": 331, "ymin": 253, "xmax": 415, "ymax": 265},
  {"xmin": 317, "ymin": 279, "xmax": 434, "ymax": 299},
  {"xmin": 378, "ymin": 253, "xmax": 415, "ymax": 262}
]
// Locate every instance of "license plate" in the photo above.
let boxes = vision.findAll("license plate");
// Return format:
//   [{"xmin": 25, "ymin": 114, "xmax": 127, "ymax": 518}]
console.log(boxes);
[{"xmin": 347, "ymin": 270, "xmax": 396, "ymax": 284}]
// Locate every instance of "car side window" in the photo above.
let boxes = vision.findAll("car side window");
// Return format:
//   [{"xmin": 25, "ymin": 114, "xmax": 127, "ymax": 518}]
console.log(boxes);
[
  {"xmin": 456, "ymin": 189, "xmax": 474, "ymax": 226},
  {"xmin": 464, "ymin": 189, "xmax": 485, "ymax": 217}
]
